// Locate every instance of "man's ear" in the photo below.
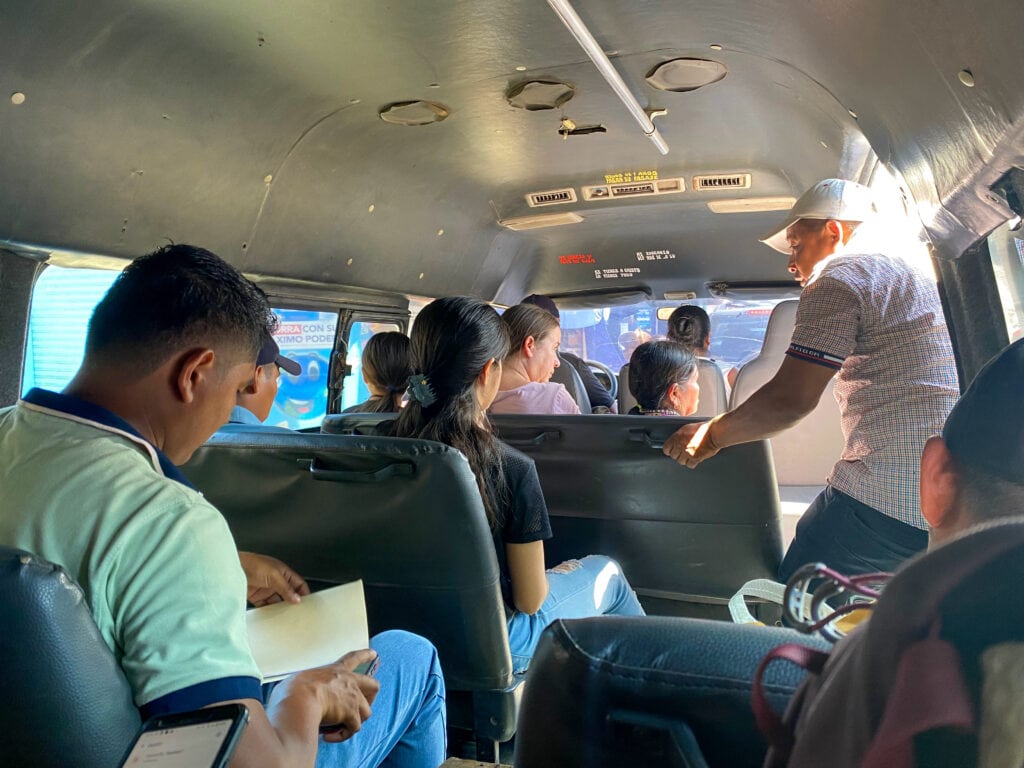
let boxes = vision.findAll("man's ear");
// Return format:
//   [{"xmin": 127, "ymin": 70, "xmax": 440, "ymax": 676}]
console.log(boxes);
[
  {"xmin": 174, "ymin": 348, "xmax": 217, "ymax": 404},
  {"xmin": 243, "ymin": 365, "xmax": 265, "ymax": 396},
  {"xmin": 522, "ymin": 335, "xmax": 537, "ymax": 359},
  {"xmin": 824, "ymin": 219, "xmax": 844, "ymax": 246},
  {"xmin": 920, "ymin": 435, "xmax": 962, "ymax": 532}
]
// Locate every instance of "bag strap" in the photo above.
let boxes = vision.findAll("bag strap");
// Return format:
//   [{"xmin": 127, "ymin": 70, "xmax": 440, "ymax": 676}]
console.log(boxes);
[
  {"xmin": 752, "ymin": 643, "xmax": 830, "ymax": 760},
  {"xmin": 729, "ymin": 579, "xmax": 787, "ymax": 624}
]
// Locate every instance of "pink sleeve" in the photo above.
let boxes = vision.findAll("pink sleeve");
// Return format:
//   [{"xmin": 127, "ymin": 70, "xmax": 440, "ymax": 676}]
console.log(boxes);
[{"xmin": 553, "ymin": 385, "xmax": 581, "ymax": 414}]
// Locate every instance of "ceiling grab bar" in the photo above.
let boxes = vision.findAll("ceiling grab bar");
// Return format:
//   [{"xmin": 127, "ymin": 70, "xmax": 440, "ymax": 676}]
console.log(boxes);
[{"xmin": 545, "ymin": 0, "xmax": 670, "ymax": 155}]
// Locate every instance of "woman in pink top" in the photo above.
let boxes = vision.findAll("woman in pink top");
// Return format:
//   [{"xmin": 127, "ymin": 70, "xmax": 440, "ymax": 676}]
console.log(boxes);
[{"xmin": 489, "ymin": 304, "xmax": 581, "ymax": 415}]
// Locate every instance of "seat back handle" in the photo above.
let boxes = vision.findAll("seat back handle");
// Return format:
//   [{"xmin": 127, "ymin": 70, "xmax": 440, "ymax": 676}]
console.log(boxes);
[
  {"xmin": 307, "ymin": 457, "xmax": 415, "ymax": 483},
  {"xmin": 499, "ymin": 429, "xmax": 562, "ymax": 447},
  {"xmin": 627, "ymin": 429, "xmax": 665, "ymax": 449}
]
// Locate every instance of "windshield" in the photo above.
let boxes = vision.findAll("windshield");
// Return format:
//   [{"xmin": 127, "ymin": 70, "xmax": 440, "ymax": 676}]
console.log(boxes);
[{"xmin": 559, "ymin": 298, "xmax": 787, "ymax": 374}]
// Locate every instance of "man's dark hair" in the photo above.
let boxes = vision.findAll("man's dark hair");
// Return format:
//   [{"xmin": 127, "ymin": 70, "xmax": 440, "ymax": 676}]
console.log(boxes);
[{"xmin": 85, "ymin": 244, "xmax": 275, "ymax": 373}]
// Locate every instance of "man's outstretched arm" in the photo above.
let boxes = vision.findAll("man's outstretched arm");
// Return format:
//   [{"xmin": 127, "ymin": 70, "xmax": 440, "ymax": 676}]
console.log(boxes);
[{"xmin": 663, "ymin": 356, "xmax": 836, "ymax": 467}]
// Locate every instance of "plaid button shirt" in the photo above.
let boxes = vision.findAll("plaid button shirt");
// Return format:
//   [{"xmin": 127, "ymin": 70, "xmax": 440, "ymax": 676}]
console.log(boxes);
[{"xmin": 787, "ymin": 250, "xmax": 959, "ymax": 528}]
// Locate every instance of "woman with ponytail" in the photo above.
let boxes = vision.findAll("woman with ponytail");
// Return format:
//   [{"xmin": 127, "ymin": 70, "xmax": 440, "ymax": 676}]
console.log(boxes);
[
  {"xmin": 393, "ymin": 296, "xmax": 644, "ymax": 672},
  {"xmin": 666, "ymin": 305, "xmax": 712, "ymax": 356},
  {"xmin": 343, "ymin": 331, "xmax": 411, "ymax": 413}
]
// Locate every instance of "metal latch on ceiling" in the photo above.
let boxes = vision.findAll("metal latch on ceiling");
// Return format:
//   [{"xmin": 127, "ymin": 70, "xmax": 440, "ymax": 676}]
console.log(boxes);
[{"xmin": 545, "ymin": 0, "xmax": 670, "ymax": 155}]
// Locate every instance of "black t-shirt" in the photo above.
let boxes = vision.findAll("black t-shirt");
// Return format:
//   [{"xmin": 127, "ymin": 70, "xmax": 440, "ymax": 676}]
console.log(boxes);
[{"xmin": 488, "ymin": 441, "xmax": 553, "ymax": 608}]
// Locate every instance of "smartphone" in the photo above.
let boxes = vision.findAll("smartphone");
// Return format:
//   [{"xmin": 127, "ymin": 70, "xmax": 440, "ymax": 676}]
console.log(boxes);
[
  {"xmin": 319, "ymin": 655, "xmax": 381, "ymax": 734},
  {"xmin": 119, "ymin": 703, "xmax": 249, "ymax": 768}
]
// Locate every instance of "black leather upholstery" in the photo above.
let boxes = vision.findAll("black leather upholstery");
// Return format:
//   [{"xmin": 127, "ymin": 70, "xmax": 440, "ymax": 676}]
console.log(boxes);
[
  {"xmin": 321, "ymin": 413, "xmax": 784, "ymax": 618},
  {"xmin": 513, "ymin": 617, "xmax": 828, "ymax": 768},
  {"xmin": 183, "ymin": 430, "xmax": 522, "ymax": 742},
  {"xmin": 489, "ymin": 414, "xmax": 784, "ymax": 617},
  {"xmin": 551, "ymin": 353, "xmax": 592, "ymax": 413},
  {"xmin": 0, "ymin": 546, "xmax": 141, "ymax": 767}
]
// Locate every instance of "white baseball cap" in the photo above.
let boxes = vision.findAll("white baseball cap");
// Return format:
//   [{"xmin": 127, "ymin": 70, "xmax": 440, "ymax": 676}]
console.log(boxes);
[{"xmin": 759, "ymin": 178, "xmax": 878, "ymax": 254}]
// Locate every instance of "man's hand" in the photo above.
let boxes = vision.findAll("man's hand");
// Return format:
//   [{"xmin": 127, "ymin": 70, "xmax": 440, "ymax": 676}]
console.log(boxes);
[
  {"xmin": 238, "ymin": 551, "xmax": 310, "ymax": 606},
  {"xmin": 271, "ymin": 649, "xmax": 381, "ymax": 744},
  {"xmin": 662, "ymin": 419, "xmax": 721, "ymax": 468}
]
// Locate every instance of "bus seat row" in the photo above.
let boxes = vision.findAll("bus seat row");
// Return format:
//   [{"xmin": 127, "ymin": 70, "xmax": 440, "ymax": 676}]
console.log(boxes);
[
  {"xmin": 323, "ymin": 412, "xmax": 785, "ymax": 619},
  {"xmin": 182, "ymin": 430, "xmax": 521, "ymax": 755}
]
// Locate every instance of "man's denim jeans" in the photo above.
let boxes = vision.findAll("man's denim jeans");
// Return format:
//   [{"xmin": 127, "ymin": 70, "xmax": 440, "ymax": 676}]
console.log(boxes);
[{"xmin": 264, "ymin": 630, "xmax": 446, "ymax": 768}]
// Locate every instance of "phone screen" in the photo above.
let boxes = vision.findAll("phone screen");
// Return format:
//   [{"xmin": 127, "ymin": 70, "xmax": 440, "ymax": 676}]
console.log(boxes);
[{"xmin": 120, "ymin": 706, "xmax": 247, "ymax": 768}]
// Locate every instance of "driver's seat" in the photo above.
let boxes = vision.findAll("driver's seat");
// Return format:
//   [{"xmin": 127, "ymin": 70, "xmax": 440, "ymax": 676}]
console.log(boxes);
[{"xmin": 551, "ymin": 354, "xmax": 591, "ymax": 413}]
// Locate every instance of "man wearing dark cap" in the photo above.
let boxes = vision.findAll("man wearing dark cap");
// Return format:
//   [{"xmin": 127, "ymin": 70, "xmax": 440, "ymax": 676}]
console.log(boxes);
[
  {"xmin": 226, "ymin": 336, "xmax": 302, "ymax": 427},
  {"xmin": 919, "ymin": 337, "xmax": 1024, "ymax": 545},
  {"xmin": 520, "ymin": 293, "xmax": 616, "ymax": 411},
  {"xmin": 663, "ymin": 179, "xmax": 960, "ymax": 580}
]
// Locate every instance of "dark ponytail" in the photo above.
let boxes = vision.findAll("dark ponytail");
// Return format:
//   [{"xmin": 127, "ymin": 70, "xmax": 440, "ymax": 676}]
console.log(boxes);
[
  {"xmin": 392, "ymin": 297, "xmax": 511, "ymax": 529},
  {"xmin": 361, "ymin": 331, "xmax": 411, "ymax": 413},
  {"xmin": 667, "ymin": 305, "xmax": 711, "ymax": 354}
]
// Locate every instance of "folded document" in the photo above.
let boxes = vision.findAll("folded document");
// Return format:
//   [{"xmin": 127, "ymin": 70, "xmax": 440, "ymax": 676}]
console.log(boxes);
[{"xmin": 246, "ymin": 580, "xmax": 369, "ymax": 682}]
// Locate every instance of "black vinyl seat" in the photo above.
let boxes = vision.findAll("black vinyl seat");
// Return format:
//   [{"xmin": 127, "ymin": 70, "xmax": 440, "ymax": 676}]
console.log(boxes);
[
  {"xmin": 0, "ymin": 546, "xmax": 141, "ymax": 768},
  {"xmin": 183, "ymin": 430, "xmax": 522, "ymax": 752},
  {"xmin": 322, "ymin": 413, "xmax": 785, "ymax": 620},
  {"xmin": 551, "ymin": 353, "xmax": 592, "ymax": 413},
  {"xmin": 512, "ymin": 617, "xmax": 827, "ymax": 768},
  {"xmin": 489, "ymin": 413, "xmax": 784, "ymax": 618}
]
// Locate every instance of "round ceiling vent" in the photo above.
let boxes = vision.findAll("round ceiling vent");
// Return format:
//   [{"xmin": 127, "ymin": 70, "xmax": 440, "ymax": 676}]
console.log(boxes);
[
  {"xmin": 506, "ymin": 80, "xmax": 576, "ymax": 111},
  {"xmin": 378, "ymin": 100, "xmax": 450, "ymax": 126},
  {"xmin": 645, "ymin": 58, "xmax": 727, "ymax": 92}
]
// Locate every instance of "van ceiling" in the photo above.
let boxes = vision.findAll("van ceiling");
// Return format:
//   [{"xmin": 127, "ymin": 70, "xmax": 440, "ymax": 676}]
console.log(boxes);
[{"xmin": 0, "ymin": 1, "xmax": 1022, "ymax": 302}]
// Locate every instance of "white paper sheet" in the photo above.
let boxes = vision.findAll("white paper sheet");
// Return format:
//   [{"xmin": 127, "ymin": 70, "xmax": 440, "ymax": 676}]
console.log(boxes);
[{"xmin": 245, "ymin": 580, "xmax": 369, "ymax": 682}]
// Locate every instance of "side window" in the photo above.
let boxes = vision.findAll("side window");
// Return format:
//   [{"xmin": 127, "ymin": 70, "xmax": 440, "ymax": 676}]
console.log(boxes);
[
  {"xmin": 268, "ymin": 309, "xmax": 338, "ymax": 429},
  {"xmin": 341, "ymin": 320, "xmax": 403, "ymax": 411},
  {"xmin": 988, "ymin": 220, "xmax": 1024, "ymax": 342},
  {"xmin": 23, "ymin": 265, "xmax": 120, "ymax": 394}
]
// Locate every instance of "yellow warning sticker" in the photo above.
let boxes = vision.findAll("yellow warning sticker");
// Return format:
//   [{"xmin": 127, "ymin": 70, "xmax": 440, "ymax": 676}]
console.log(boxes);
[{"xmin": 604, "ymin": 170, "xmax": 659, "ymax": 184}]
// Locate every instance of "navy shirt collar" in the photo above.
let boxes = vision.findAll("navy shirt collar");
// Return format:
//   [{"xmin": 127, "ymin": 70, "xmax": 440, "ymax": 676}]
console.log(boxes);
[{"xmin": 21, "ymin": 388, "xmax": 197, "ymax": 489}]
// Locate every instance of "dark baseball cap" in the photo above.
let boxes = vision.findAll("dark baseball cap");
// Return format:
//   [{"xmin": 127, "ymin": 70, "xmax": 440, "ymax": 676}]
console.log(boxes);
[
  {"xmin": 942, "ymin": 338, "xmax": 1024, "ymax": 484},
  {"xmin": 521, "ymin": 294, "xmax": 560, "ymax": 319},
  {"xmin": 256, "ymin": 337, "xmax": 301, "ymax": 376}
]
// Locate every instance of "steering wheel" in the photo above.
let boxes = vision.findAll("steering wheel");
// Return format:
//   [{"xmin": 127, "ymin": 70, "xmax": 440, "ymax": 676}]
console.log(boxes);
[{"xmin": 585, "ymin": 359, "xmax": 618, "ymax": 401}]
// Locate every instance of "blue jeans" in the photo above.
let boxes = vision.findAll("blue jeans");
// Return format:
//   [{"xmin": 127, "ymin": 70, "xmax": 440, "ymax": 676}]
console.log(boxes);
[
  {"xmin": 264, "ymin": 630, "xmax": 447, "ymax": 768},
  {"xmin": 507, "ymin": 554, "xmax": 645, "ymax": 673},
  {"xmin": 778, "ymin": 484, "xmax": 928, "ymax": 583}
]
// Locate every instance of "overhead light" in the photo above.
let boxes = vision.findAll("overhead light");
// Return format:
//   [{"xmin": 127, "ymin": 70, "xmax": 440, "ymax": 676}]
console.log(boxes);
[
  {"xmin": 706, "ymin": 197, "xmax": 796, "ymax": 214},
  {"xmin": 506, "ymin": 80, "xmax": 576, "ymax": 110},
  {"xmin": 662, "ymin": 291, "xmax": 698, "ymax": 301},
  {"xmin": 646, "ymin": 58, "xmax": 727, "ymax": 92},
  {"xmin": 499, "ymin": 212, "xmax": 584, "ymax": 230},
  {"xmin": 379, "ymin": 100, "xmax": 449, "ymax": 126}
]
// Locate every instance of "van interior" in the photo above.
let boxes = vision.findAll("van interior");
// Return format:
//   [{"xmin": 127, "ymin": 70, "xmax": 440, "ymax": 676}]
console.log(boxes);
[{"xmin": 1, "ymin": 0, "xmax": 1023, "ymax": 765}]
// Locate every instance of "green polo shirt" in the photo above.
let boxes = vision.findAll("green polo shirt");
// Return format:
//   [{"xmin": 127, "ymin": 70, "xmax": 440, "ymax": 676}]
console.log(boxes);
[{"xmin": 0, "ymin": 390, "xmax": 261, "ymax": 714}]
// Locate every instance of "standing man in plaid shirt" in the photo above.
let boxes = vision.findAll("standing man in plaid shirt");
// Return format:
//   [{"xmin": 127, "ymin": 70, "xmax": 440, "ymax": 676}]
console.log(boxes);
[{"xmin": 663, "ymin": 179, "xmax": 960, "ymax": 580}]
